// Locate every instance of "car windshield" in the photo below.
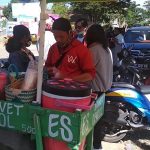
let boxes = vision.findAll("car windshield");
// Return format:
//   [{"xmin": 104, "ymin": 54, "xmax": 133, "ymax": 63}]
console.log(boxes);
[{"xmin": 124, "ymin": 30, "xmax": 150, "ymax": 43}]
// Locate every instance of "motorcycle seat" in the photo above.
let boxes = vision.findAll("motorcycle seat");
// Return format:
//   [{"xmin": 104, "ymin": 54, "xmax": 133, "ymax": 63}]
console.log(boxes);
[
  {"xmin": 139, "ymin": 85, "xmax": 150, "ymax": 94},
  {"xmin": 112, "ymin": 82, "xmax": 136, "ymax": 89}
]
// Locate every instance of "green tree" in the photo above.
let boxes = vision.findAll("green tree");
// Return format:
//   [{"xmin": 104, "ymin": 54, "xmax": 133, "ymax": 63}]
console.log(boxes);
[
  {"xmin": 144, "ymin": 0, "xmax": 150, "ymax": 25},
  {"xmin": 125, "ymin": 2, "xmax": 148, "ymax": 26},
  {"xmin": 3, "ymin": 0, "xmax": 19, "ymax": 20},
  {"xmin": 51, "ymin": 3, "xmax": 70, "ymax": 18},
  {"xmin": 3, "ymin": 3, "xmax": 12, "ymax": 20},
  {"xmin": 70, "ymin": 0, "xmax": 131, "ymax": 26}
]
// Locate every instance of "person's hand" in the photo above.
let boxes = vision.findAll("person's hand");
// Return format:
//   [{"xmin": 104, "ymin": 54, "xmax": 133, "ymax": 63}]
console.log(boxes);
[
  {"xmin": 47, "ymin": 67, "xmax": 55, "ymax": 77},
  {"xmin": 47, "ymin": 67, "xmax": 64, "ymax": 79},
  {"xmin": 53, "ymin": 67, "xmax": 64, "ymax": 79}
]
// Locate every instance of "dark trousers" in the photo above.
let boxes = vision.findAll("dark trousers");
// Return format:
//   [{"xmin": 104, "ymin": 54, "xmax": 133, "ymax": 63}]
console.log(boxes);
[
  {"xmin": 93, "ymin": 91, "xmax": 104, "ymax": 149},
  {"xmin": 93, "ymin": 119, "xmax": 103, "ymax": 149}
]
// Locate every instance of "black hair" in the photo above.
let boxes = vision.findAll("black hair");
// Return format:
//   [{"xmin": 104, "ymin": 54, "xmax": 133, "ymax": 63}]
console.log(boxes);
[
  {"xmin": 52, "ymin": 18, "xmax": 72, "ymax": 33},
  {"xmin": 13, "ymin": 25, "xmax": 30, "ymax": 40},
  {"xmin": 75, "ymin": 18, "xmax": 88, "ymax": 28},
  {"xmin": 6, "ymin": 25, "xmax": 31, "ymax": 53},
  {"xmin": 85, "ymin": 24, "xmax": 108, "ymax": 51},
  {"xmin": 5, "ymin": 37, "xmax": 22, "ymax": 53}
]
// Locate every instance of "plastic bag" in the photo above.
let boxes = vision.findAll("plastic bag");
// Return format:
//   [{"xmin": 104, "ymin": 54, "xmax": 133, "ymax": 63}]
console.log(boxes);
[{"xmin": 22, "ymin": 60, "xmax": 38, "ymax": 90}]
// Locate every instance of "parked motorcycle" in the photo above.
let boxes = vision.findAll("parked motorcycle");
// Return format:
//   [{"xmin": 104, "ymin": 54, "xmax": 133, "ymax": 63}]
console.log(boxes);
[
  {"xmin": 113, "ymin": 47, "xmax": 150, "ymax": 86},
  {"xmin": 113, "ymin": 47, "xmax": 134, "ymax": 82},
  {"xmin": 100, "ymin": 82, "xmax": 150, "ymax": 143}
]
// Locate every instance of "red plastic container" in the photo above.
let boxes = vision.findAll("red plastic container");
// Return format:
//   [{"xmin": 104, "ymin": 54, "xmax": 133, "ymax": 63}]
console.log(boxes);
[
  {"xmin": 0, "ymin": 72, "xmax": 7, "ymax": 100},
  {"xmin": 43, "ymin": 138, "xmax": 86, "ymax": 150},
  {"xmin": 42, "ymin": 91, "xmax": 91, "ymax": 112},
  {"xmin": 0, "ymin": 72, "xmax": 7, "ymax": 91},
  {"xmin": 42, "ymin": 79, "xmax": 92, "ymax": 150}
]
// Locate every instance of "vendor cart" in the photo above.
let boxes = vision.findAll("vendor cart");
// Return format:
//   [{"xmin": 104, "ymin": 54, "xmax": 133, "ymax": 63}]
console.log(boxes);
[
  {"xmin": 0, "ymin": 0, "xmax": 106, "ymax": 150},
  {"xmin": 0, "ymin": 93, "xmax": 105, "ymax": 150}
]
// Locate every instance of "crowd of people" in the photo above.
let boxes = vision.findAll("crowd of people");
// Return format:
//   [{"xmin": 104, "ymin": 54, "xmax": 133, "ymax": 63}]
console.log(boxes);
[{"xmin": 5, "ymin": 17, "xmax": 127, "ymax": 150}]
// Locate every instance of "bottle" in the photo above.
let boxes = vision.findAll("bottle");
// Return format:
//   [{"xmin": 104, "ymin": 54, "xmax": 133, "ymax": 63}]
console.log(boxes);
[{"xmin": 21, "ymin": 60, "xmax": 38, "ymax": 90}]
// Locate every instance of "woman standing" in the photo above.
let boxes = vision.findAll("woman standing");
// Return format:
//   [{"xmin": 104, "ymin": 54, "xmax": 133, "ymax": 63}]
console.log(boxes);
[
  {"xmin": 6, "ymin": 25, "xmax": 35, "ymax": 72},
  {"xmin": 85, "ymin": 24, "xmax": 113, "ymax": 150}
]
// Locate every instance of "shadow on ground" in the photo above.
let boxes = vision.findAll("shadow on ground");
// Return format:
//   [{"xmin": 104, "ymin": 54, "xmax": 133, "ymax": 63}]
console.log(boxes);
[
  {"xmin": 123, "ymin": 130, "xmax": 150, "ymax": 150},
  {"xmin": 0, "ymin": 143, "xmax": 13, "ymax": 150}
]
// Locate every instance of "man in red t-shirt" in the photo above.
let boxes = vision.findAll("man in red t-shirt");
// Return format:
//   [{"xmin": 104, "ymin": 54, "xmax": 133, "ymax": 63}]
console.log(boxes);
[{"xmin": 45, "ymin": 18, "xmax": 95, "ymax": 82}]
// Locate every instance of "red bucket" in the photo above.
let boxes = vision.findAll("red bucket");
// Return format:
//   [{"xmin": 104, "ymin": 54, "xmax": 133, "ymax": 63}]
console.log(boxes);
[{"xmin": 42, "ymin": 79, "xmax": 92, "ymax": 150}]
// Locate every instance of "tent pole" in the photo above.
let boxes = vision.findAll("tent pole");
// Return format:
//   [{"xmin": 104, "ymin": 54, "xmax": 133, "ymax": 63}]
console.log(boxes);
[{"xmin": 36, "ymin": 0, "xmax": 46, "ymax": 104}]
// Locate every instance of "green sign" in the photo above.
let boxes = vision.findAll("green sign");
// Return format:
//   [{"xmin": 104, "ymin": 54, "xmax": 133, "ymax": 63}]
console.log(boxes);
[
  {"xmin": 0, "ymin": 94, "xmax": 105, "ymax": 149},
  {"xmin": 0, "ymin": 101, "xmax": 34, "ymax": 133}
]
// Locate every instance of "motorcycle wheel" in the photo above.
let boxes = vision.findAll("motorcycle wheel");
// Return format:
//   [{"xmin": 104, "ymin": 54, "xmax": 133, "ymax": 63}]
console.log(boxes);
[
  {"xmin": 99, "ymin": 103, "xmax": 129, "ymax": 143},
  {"xmin": 100, "ymin": 121, "xmax": 127, "ymax": 143}
]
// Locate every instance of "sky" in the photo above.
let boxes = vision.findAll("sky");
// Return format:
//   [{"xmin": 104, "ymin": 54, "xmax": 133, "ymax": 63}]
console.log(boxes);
[
  {"xmin": 0, "ymin": 0, "xmax": 147, "ymax": 6},
  {"xmin": 0, "ymin": 0, "xmax": 11, "ymax": 6},
  {"xmin": 132, "ymin": 0, "xmax": 146, "ymax": 7}
]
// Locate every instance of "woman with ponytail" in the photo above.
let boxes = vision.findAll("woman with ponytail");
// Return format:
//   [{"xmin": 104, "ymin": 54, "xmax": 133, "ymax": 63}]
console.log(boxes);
[{"xmin": 6, "ymin": 25, "xmax": 35, "ymax": 72}]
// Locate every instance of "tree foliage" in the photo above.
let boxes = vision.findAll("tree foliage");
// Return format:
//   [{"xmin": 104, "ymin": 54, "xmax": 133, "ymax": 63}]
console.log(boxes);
[
  {"xmin": 70, "ymin": 0, "xmax": 131, "ymax": 25},
  {"xmin": 3, "ymin": 0, "xmax": 149, "ymax": 26},
  {"xmin": 125, "ymin": 2, "xmax": 142, "ymax": 26},
  {"xmin": 144, "ymin": 0, "xmax": 150, "ymax": 25},
  {"xmin": 69, "ymin": 0, "xmax": 150, "ymax": 27},
  {"xmin": 3, "ymin": 0, "xmax": 19, "ymax": 20},
  {"xmin": 3, "ymin": 4, "xmax": 12, "ymax": 20},
  {"xmin": 125, "ymin": 1, "xmax": 150, "ymax": 26},
  {"xmin": 51, "ymin": 3, "xmax": 70, "ymax": 18}
]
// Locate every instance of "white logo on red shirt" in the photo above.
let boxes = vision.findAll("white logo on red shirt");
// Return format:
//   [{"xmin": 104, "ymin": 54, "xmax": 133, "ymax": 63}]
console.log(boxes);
[{"xmin": 67, "ymin": 55, "xmax": 77, "ymax": 63}]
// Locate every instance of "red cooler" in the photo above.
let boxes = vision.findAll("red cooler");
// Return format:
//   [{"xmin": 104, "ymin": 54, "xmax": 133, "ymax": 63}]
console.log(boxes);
[{"xmin": 42, "ymin": 78, "xmax": 92, "ymax": 150}]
